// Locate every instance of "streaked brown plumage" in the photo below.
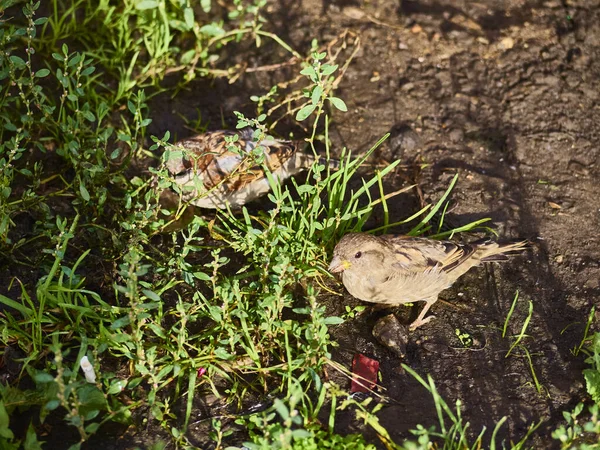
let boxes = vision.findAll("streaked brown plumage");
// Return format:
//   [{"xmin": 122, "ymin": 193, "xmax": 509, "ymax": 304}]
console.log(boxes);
[
  {"xmin": 328, "ymin": 232, "xmax": 527, "ymax": 330},
  {"xmin": 164, "ymin": 129, "xmax": 335, "ymax": 209}
]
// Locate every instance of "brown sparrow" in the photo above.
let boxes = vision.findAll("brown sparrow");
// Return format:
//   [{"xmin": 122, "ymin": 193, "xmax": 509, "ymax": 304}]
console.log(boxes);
[
  {"xmin": 329, "ymin": 232, "xmax": 527, "ymax": 330},
  {"xmin": 164, "ymin": 129, "xmax": 336, "ymax": 209}
]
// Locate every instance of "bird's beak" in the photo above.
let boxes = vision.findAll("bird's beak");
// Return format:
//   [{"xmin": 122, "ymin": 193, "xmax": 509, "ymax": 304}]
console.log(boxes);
[{"xmin": 328, "ymin": 256, "xmax": 351, "ymax": 273}]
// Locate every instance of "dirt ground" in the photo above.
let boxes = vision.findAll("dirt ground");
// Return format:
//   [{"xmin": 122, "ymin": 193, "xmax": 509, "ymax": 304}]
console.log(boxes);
[
  {"xmin": 320, "ymin": 0, "xmax": 600, "ymax": 446},
  {"xmin": 309, "ymin": 0, "xmax": 600, "ymax": 447},
  {"xmin": 9, "ymin": 0, "xmax": 600, "ymax": 448}
]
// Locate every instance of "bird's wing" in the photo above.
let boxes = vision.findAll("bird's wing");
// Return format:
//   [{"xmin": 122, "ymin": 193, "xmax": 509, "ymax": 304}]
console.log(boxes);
[{"xmin": 380, "ymin": 235, "xmax": 478, "ymax": 274}]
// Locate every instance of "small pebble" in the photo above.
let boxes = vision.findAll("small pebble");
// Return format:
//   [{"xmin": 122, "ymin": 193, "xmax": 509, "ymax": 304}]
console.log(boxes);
[{"xmin": 372, "ymin": 314, "xmax": 409, "ymax": 358}]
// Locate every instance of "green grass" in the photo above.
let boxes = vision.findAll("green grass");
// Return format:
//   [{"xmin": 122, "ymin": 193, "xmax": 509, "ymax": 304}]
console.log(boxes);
[
  {"xmin": 552, "ymin": 322, "xmax": 600, "ymax": 449},
  {"xmin": 0, "ymin": 1, "xmax": 598, "ymax": 449}
]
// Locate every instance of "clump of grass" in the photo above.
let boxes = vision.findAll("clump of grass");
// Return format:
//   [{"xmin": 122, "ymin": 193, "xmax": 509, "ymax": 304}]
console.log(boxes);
[
  {"xmin": 233, "ymin": 362, "xmax": 543, "ymax": 450},
  {"xmin": 499, "ymin": 291, "xmax": 546, "ymax": 395},
  {"xmin": 553, "ymin": 316, "xmax": 600, "ymax": 449},
  {"xmin": 231, "ymin": 380, "xmax": 377, "ymax": 450}
]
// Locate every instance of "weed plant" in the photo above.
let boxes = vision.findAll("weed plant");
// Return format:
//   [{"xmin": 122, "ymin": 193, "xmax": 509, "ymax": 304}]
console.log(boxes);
[{"xmin": 552, "ymin": 308, "xmax": 600, "ymax": 449}]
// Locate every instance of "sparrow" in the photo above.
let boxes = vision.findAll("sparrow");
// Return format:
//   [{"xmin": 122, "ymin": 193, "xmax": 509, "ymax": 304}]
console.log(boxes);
[
  {"xmin": 328, "ymin": 232, "xmax": 527, "ymax": 330},
  {"xmin": 164, "ymin": 129, "xmax": 337, "ymax": 209}
]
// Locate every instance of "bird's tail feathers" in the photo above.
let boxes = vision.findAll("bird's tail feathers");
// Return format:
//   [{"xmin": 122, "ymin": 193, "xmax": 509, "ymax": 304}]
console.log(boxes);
[{"xmin": 479, "ymin": 239, "xmax": 529, "ymax": 262}]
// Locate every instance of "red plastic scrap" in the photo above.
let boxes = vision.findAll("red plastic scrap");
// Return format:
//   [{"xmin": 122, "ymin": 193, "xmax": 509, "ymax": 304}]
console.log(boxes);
[{"xmin": 351, "ymin": 353, "xmax": 379, "ymax": 393}]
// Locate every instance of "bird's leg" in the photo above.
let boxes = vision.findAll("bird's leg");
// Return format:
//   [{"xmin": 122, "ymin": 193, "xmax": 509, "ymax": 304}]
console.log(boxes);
[{"xmin": 409, "ymin": 297, "xmax": 437, "ymax": 330}]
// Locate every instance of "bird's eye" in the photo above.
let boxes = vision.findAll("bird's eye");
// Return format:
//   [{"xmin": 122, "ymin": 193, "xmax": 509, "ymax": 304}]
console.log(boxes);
[{"xmin": 354, "ymin": 251, "xmax": 362, "ymax": 259}]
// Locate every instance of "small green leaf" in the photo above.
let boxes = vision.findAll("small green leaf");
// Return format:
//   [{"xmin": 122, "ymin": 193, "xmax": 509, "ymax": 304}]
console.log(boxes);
[
  {"xmin": 82, "ymin": 110, "xmax": 95, "ymax": 122},
  {"xmin": 24, "ymin": 422, "xmax": 42, "ymax": 450},
  {"xmin": 110, "ymin": 316, "xmax": 130, "ymax": 329},
  {"xmin": 292, "ymin": 429, "xmax": 312, "ymax": 439},
  {"xmin": 311, "ymin": 85, "xmax": 323, "ymax": 105},
  {"xmin": 136, "ymin": 0, "xmax": 159, "ymax": 10},
  {"xmin": 584, "ymin": 368, "xmax": 600, "ymax": 403},
  {"xmin": 300, "ymin": 66, "xmax": 317, "ymax": 81},
  {"xmin": 127, "ymin": 100, "xmax": 136, "ymax": 115},
  {"xmin": 9, "ymin": 55, "xmax": 25, "ymax": 68},
  {"xmin": 34, "ymin": 372, "xmax": 55, "ymax": 383},
  {"xmin": 214, "ymin": 347, "xmax": 233, "ymax": 360},
  {"xmin": 296, "ymin": 185, "xmax": 315, "ymax": 194},
  {"xmin": 328, "ymin": 96, "xmax": 347, "ymax": 112},
  {"xmin": 321, "ymin": 64, "xmax": 338, "ymax": 76},
  {"xmin": 127, "ymin": 377, "xmax": 143, "ymax": 388},
  {"xmin": 201, "ymin": 0, "xmax": 211, "ymax": 12},
  {"xmin": 0, "ymin": 402, "xmax": 14, "ymax": 440},
  {"xmin": 199, "ymin": 23, "xmax": 225, "ymax": 36},
  {"xmin": 79, "ymin": 183, "xmax": 90, "ymax": 201},
  {"xmin": 208, "ymin": 306, "xmax": 222, "ymax": 322},
  {"xmin": 147, "ymin": 323, "xmax": 166, "ymax": 338},
  {"xmin": 45, "ymin": 400, "xmax": 60, "ymax": 411},
  {"xmin": 35, "ymin": 68, "xmax": 50, "ymax": 77},
  {"xmin": 184, "ymin": 7, "xmax": 194, "ymax": 30},
  {"xmin": 273, "ymin": 399, "xmax": 289, "ymax": 420},
  {"xmin": 181, "ymin": 49, "xmax": 195, "ymax": 65},
  {"xmin": 81, "ymin": 66, "xmax": 95, "ymax": 76},
  {"xmin": 84, "ymin": 423, "xmax": 100, "ymax": 434},
  {"xmin": 107, "ymin": 380, "xmax": 127, "ymax": 395},
  {"xmin": 77, "ymin": 385, "xmax": 107, "ymax": 417},
  {"xmin": 295, "ymin": 104, "xmax": 316, "ymax": 121},
  {"xmin": 142, "ymin": 289, "xmax": 160, "ymax": 301},
  {"xmin": 68, "ymin": 54, "xmax": 81, "ymax": 67},
  {"xmin": 323, "ymin": 316, "xmax": 344, "ymax": 325},
  {"xmin": 193, "ymin": 272, "xmax": 211, "ymax": 281}
]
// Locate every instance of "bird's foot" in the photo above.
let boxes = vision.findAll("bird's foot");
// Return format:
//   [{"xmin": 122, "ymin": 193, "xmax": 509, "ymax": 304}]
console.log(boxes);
[{"xmin": 409, "ymin": 315, "xmax": 435, "ymax": 331}]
